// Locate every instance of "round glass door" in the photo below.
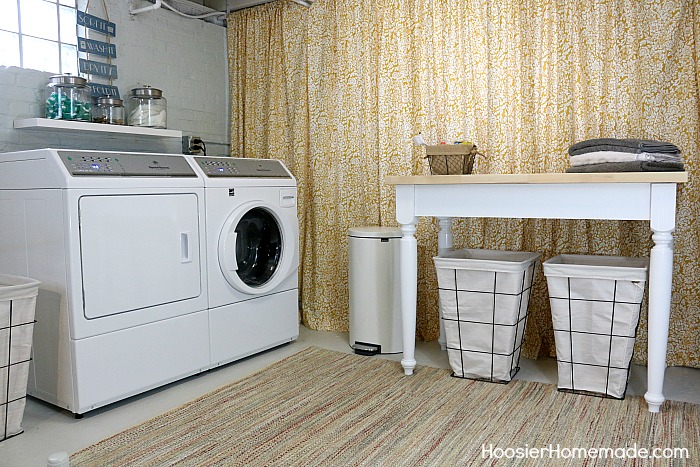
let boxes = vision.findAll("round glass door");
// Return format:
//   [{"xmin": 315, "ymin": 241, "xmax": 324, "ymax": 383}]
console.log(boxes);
[{"xmin": 234, "ymin": 207, "xmax": 282, "ymax": 287}]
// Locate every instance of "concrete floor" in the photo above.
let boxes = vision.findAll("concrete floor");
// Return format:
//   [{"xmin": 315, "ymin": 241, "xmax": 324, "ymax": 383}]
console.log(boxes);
[{"xmin": 1, "ymin": 326, "xmax": 698, "ymax": 466}]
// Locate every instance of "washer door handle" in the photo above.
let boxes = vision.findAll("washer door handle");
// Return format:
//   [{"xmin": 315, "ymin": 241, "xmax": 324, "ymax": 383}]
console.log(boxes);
[{"xmin": 223, "ymin": 230, "xmax": 238, "ymax": 271}]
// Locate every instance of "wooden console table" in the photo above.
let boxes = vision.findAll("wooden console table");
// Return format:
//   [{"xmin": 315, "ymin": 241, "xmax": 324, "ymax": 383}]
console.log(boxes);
[{"xmin": 385, "ymin": 172, "xmax": 688, "ymax": 413}]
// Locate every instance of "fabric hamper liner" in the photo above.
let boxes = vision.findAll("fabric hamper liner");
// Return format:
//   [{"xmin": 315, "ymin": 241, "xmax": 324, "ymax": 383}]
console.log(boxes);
[
  {"xmin": 434, "ymin": 249, "xmax": 541, "ymax": 383},
  {"xmin": 543, "ymin": 255, "xmax": 648, "ymax": 399},
  {"xmin": 0, "ymin": 273, "xmax": 41, "ymax": 441}
]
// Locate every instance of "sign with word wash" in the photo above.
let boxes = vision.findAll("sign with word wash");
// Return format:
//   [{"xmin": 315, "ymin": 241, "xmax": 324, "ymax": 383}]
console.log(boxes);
[{"xmin": 78, "ymin": 38, "xmax": 117, "ymax": 58}]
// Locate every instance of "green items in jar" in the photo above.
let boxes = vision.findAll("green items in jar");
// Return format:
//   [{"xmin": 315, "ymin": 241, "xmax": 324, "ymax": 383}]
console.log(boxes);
[
  {"xmin": 45, "ymin": 91, "xmax": 92, "ymax": 121},
  {"xmin": 44, "ymin": 74, "xmax": 92, "ymax": 121}
]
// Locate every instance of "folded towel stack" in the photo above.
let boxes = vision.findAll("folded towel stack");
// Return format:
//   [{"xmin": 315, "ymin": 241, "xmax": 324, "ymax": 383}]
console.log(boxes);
[{"xmin": 566, "ymin": 138, "xmax": 684, "ymax": 173}]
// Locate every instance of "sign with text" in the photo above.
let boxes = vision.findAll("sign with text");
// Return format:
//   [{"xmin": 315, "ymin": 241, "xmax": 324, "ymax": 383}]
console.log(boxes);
[
  {"xmin": 88, "ymin": 83, "xmax": 120, "ymax": 98},
  {"xmin": 78, "ymin": 38, "xmax": 117, "ymax": 58},
  {"xmin": 77, "ymin": 10, "xmax": 116, "ymax": 37},
  {"xmin": 79, "ymin": 59, "xmax": 118, "ymax": 78}
]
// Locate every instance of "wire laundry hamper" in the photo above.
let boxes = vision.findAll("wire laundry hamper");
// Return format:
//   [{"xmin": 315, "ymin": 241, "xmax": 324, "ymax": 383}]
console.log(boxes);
[
  {"xmin": 435, "ymin": 249, "xmax": 540, "ymax": 383},
  {"xmin": 0, "ymin": 274, "xmax": 40, "ymax": 441},
  {"xmin": 543, "ymin": 255, "xmax": 647, "ymax": 399}
]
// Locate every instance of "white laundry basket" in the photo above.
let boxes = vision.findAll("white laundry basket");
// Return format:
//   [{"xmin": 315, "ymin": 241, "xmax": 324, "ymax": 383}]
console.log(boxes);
[
  {"xmin": 543, "ymin": 255, "xmax": 648, "ymax": 399},
  {"xmin": 0, "ymin": 274, "xmax": 40, "ymax": 441},
  {"xmin": 434, "ymin": 249, "xmax": 540, "ymax": 383}
]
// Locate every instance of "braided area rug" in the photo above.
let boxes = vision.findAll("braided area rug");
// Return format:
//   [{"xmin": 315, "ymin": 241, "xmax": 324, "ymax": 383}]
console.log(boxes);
[{"xmin": 71, "ymin": 346, "xmax": 699, "ymax": 466}]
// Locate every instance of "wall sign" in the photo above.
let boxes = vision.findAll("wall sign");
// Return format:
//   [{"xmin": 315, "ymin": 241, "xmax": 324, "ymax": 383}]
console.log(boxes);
[
  {"xmin": 78, "ymin": 3, "xmax": 118, "ymax": 99},
  {"xmin": 88, "ymin": 83, "xmax": 120, "ymax": 99},
  {"xmin": 78, "ymin": 38, "xmax": 117, "ymax": 58},
  {"xmin": 77, "ymin": 10, "xmax": 116, "ymax": 37},
  {"xmin": 79, "ymin": 59, "xmax": 118, "ymax": 78}
]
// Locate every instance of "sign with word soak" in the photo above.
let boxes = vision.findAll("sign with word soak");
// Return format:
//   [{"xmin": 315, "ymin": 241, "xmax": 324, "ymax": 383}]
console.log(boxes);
[
  {"xmin": 78, "ymin": 38, "xmax": 117, "ymax": 58},
  {"xmin": 77, "ymin": 10, "xmax": 116, "ymax": 37},
  {"xmin": 79, "ymin": 59, "xmax": 118, "ymax": 78}
]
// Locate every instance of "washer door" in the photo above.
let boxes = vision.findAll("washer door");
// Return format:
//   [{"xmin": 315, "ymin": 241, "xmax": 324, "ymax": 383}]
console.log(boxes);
[{"xmin": 218, "ymin": 201, "xmax": 295, "ymax": 295}]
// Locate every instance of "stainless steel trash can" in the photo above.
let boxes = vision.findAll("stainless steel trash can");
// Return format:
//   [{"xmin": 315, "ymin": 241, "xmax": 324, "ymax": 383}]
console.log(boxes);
[{"xmin": 348, "ymin": 227, "xmax": 402, "ymax": 355}]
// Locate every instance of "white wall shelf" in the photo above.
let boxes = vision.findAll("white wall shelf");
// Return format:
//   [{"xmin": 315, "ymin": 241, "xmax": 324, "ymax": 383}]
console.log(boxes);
[{"xmin": 13, "ymin": 118, "xmax": 183, "ymax": 139}]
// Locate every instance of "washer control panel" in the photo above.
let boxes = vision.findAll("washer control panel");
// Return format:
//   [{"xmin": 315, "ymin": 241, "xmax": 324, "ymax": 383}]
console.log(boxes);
[
  {"xmin": 194, "ymin": 156, "xmax": 292, "ymax": 178},
  {"xmin": 58, "ymin": 151, "xmax": 197, "ymax": 177}
]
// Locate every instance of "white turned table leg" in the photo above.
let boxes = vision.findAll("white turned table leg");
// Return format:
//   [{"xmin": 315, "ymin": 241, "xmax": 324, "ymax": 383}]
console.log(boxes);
[
  {"xmin": 644, "ymin": 183, "xmax": 677, "ymax": 413},
  {"xmin": 644, "ymin": 229, "xmax": 674, "ymax": 412},
  {"xmin": 436, "ymin": 217, "xmax": 454, "ymax": 351},
  {"xmin": 400, "ymin": 221, "xmax": 418, "ymax": 375}
]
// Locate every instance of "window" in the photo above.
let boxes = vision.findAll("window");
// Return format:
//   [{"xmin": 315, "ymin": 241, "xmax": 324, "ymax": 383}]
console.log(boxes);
[{"xmin": 0, "ymin": 0, "xmax": 78, "ymax": 74}]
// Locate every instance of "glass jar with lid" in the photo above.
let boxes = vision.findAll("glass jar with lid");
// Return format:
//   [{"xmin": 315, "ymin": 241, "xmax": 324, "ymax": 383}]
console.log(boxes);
[
  {"xmin": 44, "ymin": 74, "xmax": 92, "ymax": 121},
  {"xmin": 127, "ymin": 85, "xmax": 167, "ymax": 128},
  {"xmin": 93, "ymin": 97, "xmax": 126, "ymax": 125}
]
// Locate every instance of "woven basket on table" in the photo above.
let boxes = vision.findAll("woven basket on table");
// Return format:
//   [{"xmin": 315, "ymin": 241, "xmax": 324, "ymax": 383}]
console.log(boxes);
[{"xmin": 424, "ymin": 144, "xmax": 481, "ymax": 175}]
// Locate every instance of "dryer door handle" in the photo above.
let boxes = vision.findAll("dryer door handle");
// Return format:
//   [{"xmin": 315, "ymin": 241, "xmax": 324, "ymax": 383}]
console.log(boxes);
[
  {"xmin": 223, "ymin": 231, "xmax": 238, "ymax": 271},
  {"xmin": 180, "ymin": 232, "xmax": 193, "ymax": 264}
]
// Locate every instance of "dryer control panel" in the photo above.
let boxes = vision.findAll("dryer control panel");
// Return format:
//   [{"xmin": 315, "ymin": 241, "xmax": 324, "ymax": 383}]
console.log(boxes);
[
  {"xmin": 194, "ymin": 156, "xmax": 292, "ymax": 178},
  {"xmin": 58, "ymin": 151, "xmax": 197, "ymax": 177}
]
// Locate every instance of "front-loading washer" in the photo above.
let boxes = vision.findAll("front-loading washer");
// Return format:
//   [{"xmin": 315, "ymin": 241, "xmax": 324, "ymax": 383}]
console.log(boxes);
[
  {"xmin": 0, "ymin": 149, "xmax": 209, "ymax": 415},
  {"xmin": 188, "ymin": 156, "xmax": 299, "ymax": 367}
]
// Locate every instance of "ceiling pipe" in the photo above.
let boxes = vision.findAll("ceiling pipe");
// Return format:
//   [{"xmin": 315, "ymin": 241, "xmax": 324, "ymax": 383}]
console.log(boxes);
[{"xmin": 130, "ymin": 0, "xmax": 162, "ymax": 15}]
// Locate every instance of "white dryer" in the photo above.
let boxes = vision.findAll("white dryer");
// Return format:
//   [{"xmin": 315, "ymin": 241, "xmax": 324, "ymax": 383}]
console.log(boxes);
[
  {"xmin": 189, "ymin": 156, "xmax": 299, "ymax": 367},
  {"xmin": 0, "ymin": 149, "xmax": 209, "ymax": 415}
]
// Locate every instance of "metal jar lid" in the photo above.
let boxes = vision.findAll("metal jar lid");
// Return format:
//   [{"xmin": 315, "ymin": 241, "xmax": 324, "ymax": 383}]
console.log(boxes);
[
  {"xmin": 130, "ymin": 85, "xmax": 163, "ymax": 98},
  {"xmin": 49, "ymin": 74, "xmax": 87, "ymax": 86},
  {"xmin": 97, "ymin": 97, "xmax": 124, "ymax": 106}
]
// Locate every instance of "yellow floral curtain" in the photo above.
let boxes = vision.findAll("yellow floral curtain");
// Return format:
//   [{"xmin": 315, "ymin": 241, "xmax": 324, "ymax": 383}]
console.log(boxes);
[{"xmin": 228, "ymin": 0, "xmax": 700, "ymax": 367}]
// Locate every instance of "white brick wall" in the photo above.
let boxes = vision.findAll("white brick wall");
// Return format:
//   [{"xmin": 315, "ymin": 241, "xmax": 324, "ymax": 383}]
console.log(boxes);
[{"xmin": 0, "ymin": 0, "xmax": 230, "ymax": 155}]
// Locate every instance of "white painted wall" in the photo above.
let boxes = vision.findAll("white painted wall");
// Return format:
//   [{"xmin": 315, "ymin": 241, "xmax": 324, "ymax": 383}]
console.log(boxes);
[{"xmin": 0, "ymin": 0, "xmax": 229, "ymax": 155}]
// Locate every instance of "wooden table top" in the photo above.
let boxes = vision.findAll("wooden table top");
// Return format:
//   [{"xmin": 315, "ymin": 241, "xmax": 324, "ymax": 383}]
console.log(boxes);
[{"xmin": 385, "ymin": 172, "xmax": 689, "ymax": 185}]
